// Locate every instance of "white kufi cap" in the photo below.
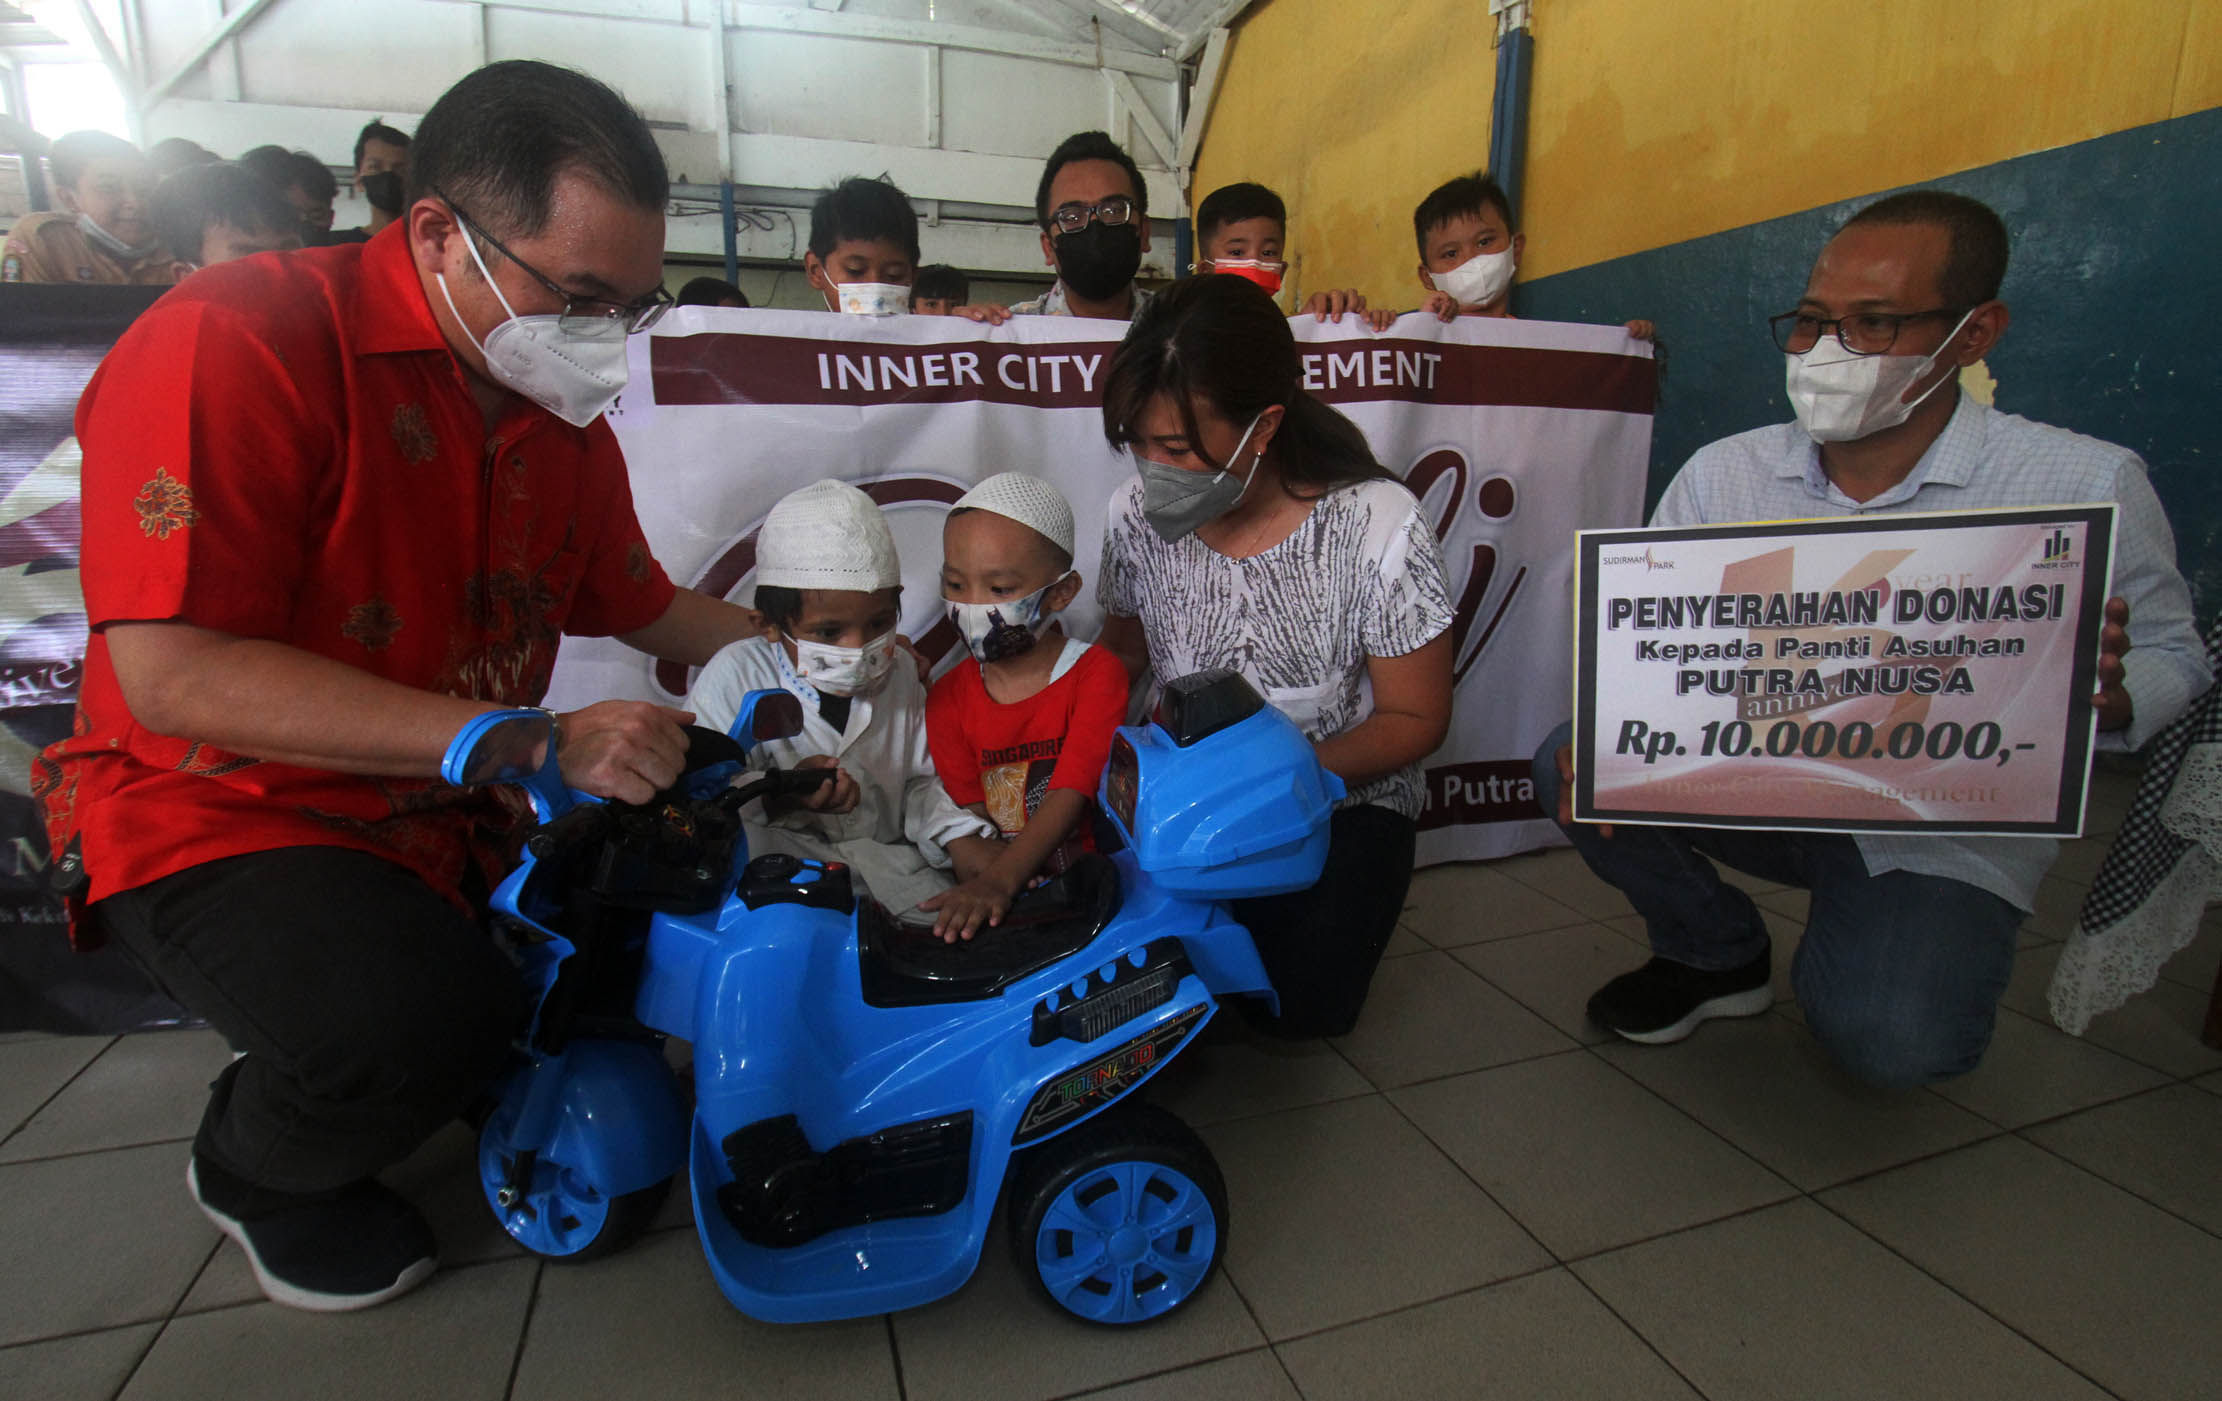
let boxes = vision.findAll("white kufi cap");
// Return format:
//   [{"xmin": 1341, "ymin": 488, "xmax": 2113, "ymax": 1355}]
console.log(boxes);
[
  {"xmin": 952, "ymin": 472, "xmax": 1076, "ymax": 558},
  {"xmin": 754, "ymin": 479, "xmax": 900, "ymax": 592}
]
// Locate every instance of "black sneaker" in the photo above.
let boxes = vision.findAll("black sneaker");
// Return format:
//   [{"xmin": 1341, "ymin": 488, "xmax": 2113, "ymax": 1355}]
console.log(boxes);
[
  {"xmin": 188, "ymin": 1156, "xmax": 438, "ymax": 1312},
  {"xmin": 1586, "ymin": 946, "xmax": 1774, "ymax": 1044}
]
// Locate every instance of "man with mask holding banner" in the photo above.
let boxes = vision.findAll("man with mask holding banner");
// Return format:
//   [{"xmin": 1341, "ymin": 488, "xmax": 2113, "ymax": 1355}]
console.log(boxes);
[
  {"xmin": 1003, "ymin": 131, "xmax": 1155, "ymax": 321},
  {"xmin": 1535, "ymin": 190, "xmax": 2208, "ymax": 1089},
  {"xmin": 36, "ymin": 61, "xmax": 757, "ymax": 1312}
]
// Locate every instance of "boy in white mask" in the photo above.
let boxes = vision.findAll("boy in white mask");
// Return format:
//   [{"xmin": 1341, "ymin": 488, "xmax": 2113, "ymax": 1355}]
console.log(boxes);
[
  {"xmin": 922, "ymin": 474, "xmax": 1130, "ymax": 942},
  {"xmin": 689, "ymin": 479, "xmax": 999, "ymax": 912},
  {"xmin": 802, "ymin": 176, "xmax": 919, "ymax": 317},
  {"xmin": 1412, "ymin": 171, "xmax": 1653, "ymax": 338}
]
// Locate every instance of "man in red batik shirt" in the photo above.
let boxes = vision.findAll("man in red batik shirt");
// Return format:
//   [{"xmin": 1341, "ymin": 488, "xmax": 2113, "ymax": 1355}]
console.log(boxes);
[{"xmin": 34, "ymin": 61, "xmax": 758, "ymax": 1312}]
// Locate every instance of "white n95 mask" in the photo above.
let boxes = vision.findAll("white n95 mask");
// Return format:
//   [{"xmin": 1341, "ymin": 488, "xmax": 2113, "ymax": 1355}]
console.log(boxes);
[
  {"xmin": 1784, "ymin": 308, "xmax": 1977, "ymax": 443},
  {"xmin": 1429, "ymin": 247, "xmax": 1516, "ymax": 309},
  {"xmin": 437, "ymin": 231, "xmax": 630, "ymax": 428}
]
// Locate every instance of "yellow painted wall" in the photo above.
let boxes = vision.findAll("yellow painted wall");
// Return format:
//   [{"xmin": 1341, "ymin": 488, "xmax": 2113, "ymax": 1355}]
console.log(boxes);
[
  {"xmin": 1196, "ymin": 0, "xmax": 2222, "ymax": 295},
  {"xmin": 1190, "ymin": 0, "xmax": 1498, "ymax": 311}
]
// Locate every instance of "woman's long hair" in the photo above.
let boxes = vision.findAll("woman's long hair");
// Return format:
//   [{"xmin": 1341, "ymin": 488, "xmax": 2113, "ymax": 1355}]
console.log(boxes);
[{"xmin": 1102, "ymin": 275, "xmax": 1389, "ymax": 497}]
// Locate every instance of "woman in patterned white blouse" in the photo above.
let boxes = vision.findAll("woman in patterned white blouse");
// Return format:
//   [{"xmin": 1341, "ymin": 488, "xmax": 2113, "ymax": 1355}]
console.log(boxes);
[{"xmin": 1096, "ymin": 275, "xmax": 1455, "ymax": 1037}]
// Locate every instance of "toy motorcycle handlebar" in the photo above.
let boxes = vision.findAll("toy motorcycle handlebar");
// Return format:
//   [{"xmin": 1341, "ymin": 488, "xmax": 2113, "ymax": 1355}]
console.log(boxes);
[
  {"xmin": 521, "ymin": 764, "xmax": 836, "ymax": 864},
  {"xmin": 524, "ymin": 801, "xmax": 616, "ymax": 864},
  {"xmin": 716, "ymin": 764, "xmax": 838, "ymax": 812}
]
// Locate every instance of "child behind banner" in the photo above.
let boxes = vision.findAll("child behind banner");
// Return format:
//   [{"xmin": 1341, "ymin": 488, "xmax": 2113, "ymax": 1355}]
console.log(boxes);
[
  {"xmin": 686, "ymin": 479, "xmax": 999, "ymax": 913},
  {"xmin": 805, "ymin": 176, "xmax": 920, "ymax": 317},
  {"xmin": 1194, "ymin": 180, "xmax": 1393, "ymax": 330},
  {"xmin": 1413, "ymin": 171, "xmax": 1654, "ymax": 339},
  {"xmin": 922, "ymin": 474, "xmax": 1128, "ymax": 942}
]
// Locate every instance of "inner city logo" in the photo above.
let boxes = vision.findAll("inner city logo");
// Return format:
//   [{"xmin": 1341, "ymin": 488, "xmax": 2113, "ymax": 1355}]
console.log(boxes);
[{"xmin": 2034, "ymin": 527, "xmax": 2079, "ymax": 570}]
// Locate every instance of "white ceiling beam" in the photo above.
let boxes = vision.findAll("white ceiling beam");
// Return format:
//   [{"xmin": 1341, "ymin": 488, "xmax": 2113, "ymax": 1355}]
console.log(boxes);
[
  {"xmin": 64, "ymin": 0, "xmax": 130, "ymax": 87},
  {"xmin": 1177, "ymin": 0, "xmax": 1252, "ymax": 60},
  {"xmin": 1034, "ymin": 0, "xmax": 1172, "ymax": 51},
  {"xmin": 726, "ymin": 2, "xmax": 1179, "ymax": 81},
  {"xmin": 967, "ymin": 0, "xmax": 1091, "ymax": 45},
  {"xmin": 143, "ymin": 0, "xmax": 281, "ymax": 107},
  {"xmin": 419, "ymin": 0, "xmax": 684, "ymax": 23},
  {"xmin": 1175, "ymin": 25, "xmax": 1228, "ymax": 170},
  {"xmin": 1104, "ymin": 67, "xmax": 1175, "ymax": 171}
]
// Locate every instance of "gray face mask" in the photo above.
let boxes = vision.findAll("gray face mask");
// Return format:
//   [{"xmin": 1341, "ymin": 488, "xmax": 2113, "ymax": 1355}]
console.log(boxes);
[{"xmin": 1137, "ymin": 411, "xmax": 1265, "ymax": 543}]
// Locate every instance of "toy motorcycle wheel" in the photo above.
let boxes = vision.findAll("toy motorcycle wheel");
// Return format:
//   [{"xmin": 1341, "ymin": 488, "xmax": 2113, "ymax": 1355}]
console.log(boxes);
[
  {"xmin": 1008, "ymin": 1102, "xmax": 1228, "ymax": 1326},
  {"xmin": 477, "ymin": 1098, "xmax": 670, "ymax": 1264}
]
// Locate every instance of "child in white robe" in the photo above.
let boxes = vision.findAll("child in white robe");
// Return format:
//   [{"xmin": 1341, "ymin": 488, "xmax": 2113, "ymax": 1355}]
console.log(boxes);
[{"xmin": 688, "ymin": 479, "xmax": 998, "ymax": 914}]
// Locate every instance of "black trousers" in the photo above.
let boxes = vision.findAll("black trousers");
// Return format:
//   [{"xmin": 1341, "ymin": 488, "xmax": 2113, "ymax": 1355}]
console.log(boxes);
[
  {"xmin": 1231, "ymin": 804, "xmax": 1416, "ymax": 1039},
  {"xmin": 98, "ymin": 847, "xmax": 525, "ymax": 1199}
]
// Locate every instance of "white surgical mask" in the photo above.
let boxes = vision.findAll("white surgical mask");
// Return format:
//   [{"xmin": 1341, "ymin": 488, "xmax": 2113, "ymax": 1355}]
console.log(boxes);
[
  {"xmin": 77, "ymin": 212, "xmax": 155, "ymax": 261},
  {"xmin": 436, "ymin": 230, "xmax": 631, "ymax": 428},
  {"xmin": 790, "ymin": 631, "xmax": 899, "ymax": 697},
  {"xmin": 1429, "ymin": 247, "xmax": 1516, "ymax": 309},
  {"xmin": 830, "ymin": 281, "xmax": 911, "ymax": 316},
  {"xmin": 946, "ymin": 575, "xmax": 1073, "ymax": 664},
  {"xmin": 1784, "ymin": 307, "xmax": 1977, "ymax": 443}
]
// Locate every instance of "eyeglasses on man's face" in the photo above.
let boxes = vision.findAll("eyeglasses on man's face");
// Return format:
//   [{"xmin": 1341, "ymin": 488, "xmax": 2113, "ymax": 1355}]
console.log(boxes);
[
  {"xmin": 1048, "ymin": 195, "xmax": 1137, "ymax": 236},
  {"xmin": 441, "ymin": 193, "xmax": 673, "ymax": 336},
  {"xmin": 1769, "ymin": 306, "xmax": 1973, "ymax": 356}
]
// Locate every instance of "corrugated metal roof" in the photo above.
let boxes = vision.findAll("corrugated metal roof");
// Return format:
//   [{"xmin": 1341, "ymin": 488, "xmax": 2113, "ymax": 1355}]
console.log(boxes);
[{"xmin": 980, "ymin": 0, "xmax": 1252, "ymax": 60}]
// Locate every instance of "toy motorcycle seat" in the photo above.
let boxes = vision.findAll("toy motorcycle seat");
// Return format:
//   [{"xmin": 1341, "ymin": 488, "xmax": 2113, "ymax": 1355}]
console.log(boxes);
[{"xmin": 857, "ymin": 854, "xmax": 1123, "ymax": 1007}]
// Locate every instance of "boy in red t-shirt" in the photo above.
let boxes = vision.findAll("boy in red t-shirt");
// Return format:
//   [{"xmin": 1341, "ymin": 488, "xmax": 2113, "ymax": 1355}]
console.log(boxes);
[{"xmin": 922, "ymin": 473, "xmax": 1128, "ymax": 940}]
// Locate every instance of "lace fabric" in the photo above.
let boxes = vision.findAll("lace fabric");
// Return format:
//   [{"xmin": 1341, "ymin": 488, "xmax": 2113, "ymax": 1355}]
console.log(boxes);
[{"xmin": 2050, "ymin": 615, "xmax": 2222, "ymax": 1035}]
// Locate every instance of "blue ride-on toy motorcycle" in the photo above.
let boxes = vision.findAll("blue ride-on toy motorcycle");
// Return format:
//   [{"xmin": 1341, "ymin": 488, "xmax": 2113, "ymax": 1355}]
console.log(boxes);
[{"xmin": 440, "ymin": 668, "xmax": 1342, "ymax": 1325}]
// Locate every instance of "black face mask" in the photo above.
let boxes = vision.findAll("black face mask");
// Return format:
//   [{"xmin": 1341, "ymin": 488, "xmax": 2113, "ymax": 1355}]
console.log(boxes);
[
  {"xmin": 361, "ymin": 170, "xmax": 405, "ymax": 216},
  {"xmin": 1054, "ymin": 221, "xmax": 1142, "ymax": 302}
]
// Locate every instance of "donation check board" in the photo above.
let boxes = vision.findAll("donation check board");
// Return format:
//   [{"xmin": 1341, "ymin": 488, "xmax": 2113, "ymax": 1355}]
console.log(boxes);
[{"xmin": 1572, "ymin": 506, "xmax": 2116, "ymax": 836}]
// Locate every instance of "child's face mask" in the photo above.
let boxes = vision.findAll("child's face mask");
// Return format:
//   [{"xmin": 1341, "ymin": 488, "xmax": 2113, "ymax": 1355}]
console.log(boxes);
[
  {"xmin": 831, "ymin": 281, "xmax": 912, "ymax": 316},
  {"xmin": 1430, "ymin": 246, "xmax": 1516, "ymax": 309},
  {"xmin": 789, "ymin": 631, "xmax": 900, "ymax": 696},
  {"xmin": 1205, "ymin": 258, "xmax": 1285, "ymax": 295},
  {"xmin": 945, "ymin": 574, "xmax": 1074, "ymax": 664}
]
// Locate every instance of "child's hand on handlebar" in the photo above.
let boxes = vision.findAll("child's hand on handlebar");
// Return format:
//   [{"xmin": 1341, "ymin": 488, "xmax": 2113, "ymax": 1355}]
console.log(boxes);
[
  {"xmin": 557, "ymin": 701, "xmax": 696, "ymax": 805},
  {"xmin": 791, "ymin": 755, "xmax": 859, "ymax": 814},
  {"xmin": 916, "ymin": 873, "xmax": 1017, "ymax": 943}
]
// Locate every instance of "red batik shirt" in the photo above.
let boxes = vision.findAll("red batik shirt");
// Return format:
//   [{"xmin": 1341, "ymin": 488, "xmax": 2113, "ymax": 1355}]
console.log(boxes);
[{"xmin": 35, "ymin": 225, "xmax": 675, "ymax": 942}]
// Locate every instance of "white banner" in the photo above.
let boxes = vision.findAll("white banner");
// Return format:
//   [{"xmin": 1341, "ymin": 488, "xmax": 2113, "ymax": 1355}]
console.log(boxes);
[{"xmin": 549, "ymin": 306, "xmax": 1656, "ymax": 866}]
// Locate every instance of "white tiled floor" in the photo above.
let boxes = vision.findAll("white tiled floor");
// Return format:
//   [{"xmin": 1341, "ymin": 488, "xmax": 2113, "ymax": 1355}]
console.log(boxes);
[{"xmin": 5, "ymin": 763, "xmax": 2220, "ymax": 1400}]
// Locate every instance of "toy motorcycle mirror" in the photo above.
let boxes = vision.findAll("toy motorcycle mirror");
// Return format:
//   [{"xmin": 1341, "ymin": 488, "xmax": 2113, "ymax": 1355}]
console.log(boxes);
[
  {"xmin": 729, "ymin": 690, "xmax": 806, "ymax": 746},
  {"xmin": 444, "ymin": 709, "xmax": 558, "ymax": 787}
]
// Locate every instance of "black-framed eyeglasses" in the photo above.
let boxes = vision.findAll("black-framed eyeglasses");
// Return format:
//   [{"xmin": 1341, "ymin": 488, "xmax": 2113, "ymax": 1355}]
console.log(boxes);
[
  {"xmin": 1769, "ymin": 306, "xmax": 1973, "ymax": 356},
  {"xmin": 1048, "ymin": 196, "xmax": 1137, "ymax": 236},
  {"xmin": 441, "ymin": 191, "xmax": 673, "ymax": 336}
]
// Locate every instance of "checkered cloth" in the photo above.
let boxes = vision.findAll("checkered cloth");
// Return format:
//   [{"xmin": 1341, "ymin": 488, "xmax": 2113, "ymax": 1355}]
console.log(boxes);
[{"xmin": 2050, "ymin": 616, "xmax": 2222, "ymax": 1033}]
